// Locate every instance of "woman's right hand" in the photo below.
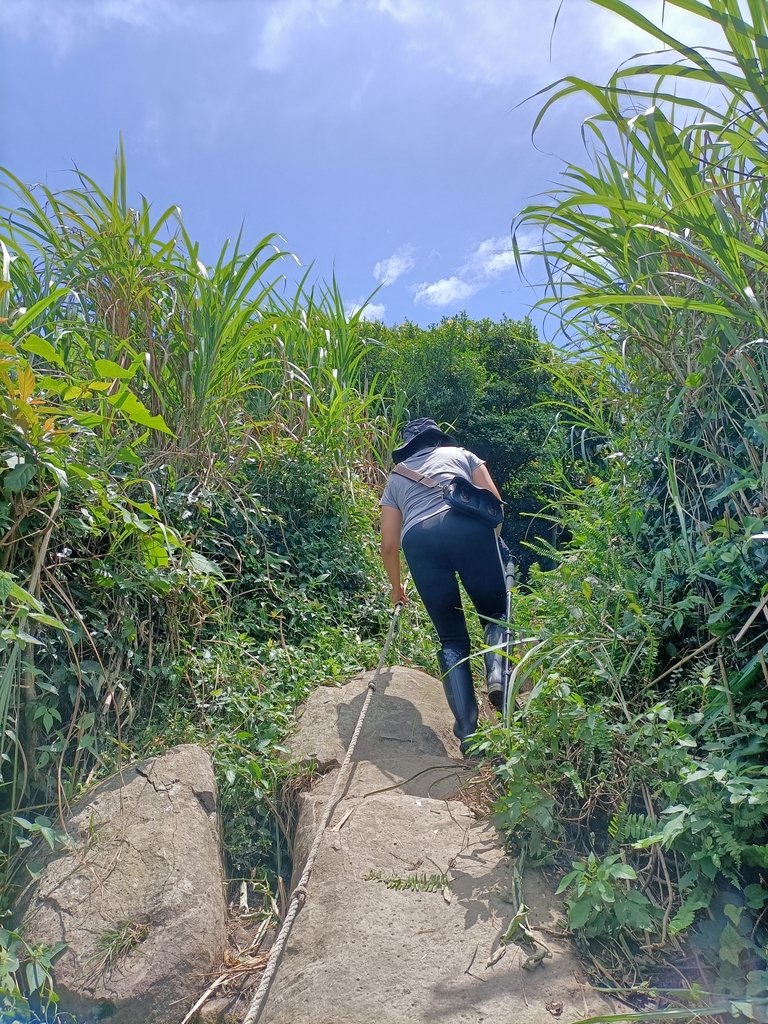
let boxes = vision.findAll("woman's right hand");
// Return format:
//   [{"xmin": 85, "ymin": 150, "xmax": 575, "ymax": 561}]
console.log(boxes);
[{"xmin": 391, "ymin": 583, "xmax": 407, "ymax": 606}]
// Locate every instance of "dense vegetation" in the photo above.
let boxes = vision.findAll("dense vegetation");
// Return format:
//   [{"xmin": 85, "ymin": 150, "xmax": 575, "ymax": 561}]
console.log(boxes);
[
  {"xmin": 0, "ymin": 153, "xmax": 428, "ymax": 1017},
  {"xmin": 474, "ymin": 1, "xmax": 768, "ymax": 1020},
  {"xmin": 0, "ymin": 147, "xmax": 553, "ymax": 1018},
  {"xmin": 2, "ymin": 1, "xmax": 768, "ymax": 1021},
  {"xmin": 365, "ymin": 313, "xmax": 557, "ymax": 575}
]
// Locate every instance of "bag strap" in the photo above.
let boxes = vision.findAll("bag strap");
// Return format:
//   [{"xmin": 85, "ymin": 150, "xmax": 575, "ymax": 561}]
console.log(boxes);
[{"xmin": 392, "ymin": 464, "xmax": 445, "ymax": 490}]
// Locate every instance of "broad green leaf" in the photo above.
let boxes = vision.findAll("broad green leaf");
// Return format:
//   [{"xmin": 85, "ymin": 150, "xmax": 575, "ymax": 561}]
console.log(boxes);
[
  {"xmin": 720, "ymin": 922, "xmax": 749, "ymax": 967},
  {"xmin": 94, "ymin": 358, "xmax": 137, "ymax": 380},
  {"xmin": 567, "ymin": 898, "xmax": 592, "ymax": 929},
  {"xmin": 2, "ymin": 462, "xmax": 36, "ymax": 493},
  {"xmin": 42, "ymin": 461, "xmax": 68, "ymax": 489},
  {"xmin": 188, "ymin": 551, "xmax": 225, "ymax": 578},
  {"xmin": 723, "ymin": 903, "xmax": 742, "ymax": 926},
  {"xmin": 107, "ymin": 387, "xmax": 173, "ymax": 434},
  {"xmin": 21, "ymin": 334, "xmax": 65, "ymax": 368},
  {"xmin": 140, "ymin": 532, "xmax": 170, "ymax": 568},
  {"xmin": 743, "ymin": 845, "xmax": 768, "ymax": 868},
  {"xmin": 744, "ymin": 884, "xmax": 768, "ymax": 910},
  {"xmin": 28, "ymin": 611, "xmax": 69, "ymax": 631},
  {"xmin": 608, "ymin": 864, "xmax": 637, "ymax": 880}
]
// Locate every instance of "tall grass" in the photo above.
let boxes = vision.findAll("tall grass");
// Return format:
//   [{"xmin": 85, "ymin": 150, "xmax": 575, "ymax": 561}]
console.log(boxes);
[
  {"xmin": 516, "ymin": 0, "xmax": 768, "ymax": 692},
  {"xmin": 495, "ymin": 1, "xmax": 768, "ymax": 1018},
  {"xmin": 0, "ymin": 148, "xmax": 398, "ymax": 917}
]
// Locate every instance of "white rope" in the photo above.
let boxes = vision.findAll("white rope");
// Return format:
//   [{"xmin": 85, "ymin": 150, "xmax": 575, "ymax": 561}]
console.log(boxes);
[{"xmin": 239, "ymin": 602, "xmax": 404, "ymax": 1024}]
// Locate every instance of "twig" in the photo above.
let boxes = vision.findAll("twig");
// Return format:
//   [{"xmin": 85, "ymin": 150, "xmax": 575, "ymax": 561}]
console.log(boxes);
[
  {"xmin": 735, "ymin": 591, "xmax": 768, "ymax": 641},
  {"xmin": 179, "ymin": 974, "xmax": 227, "ymax": 1024},
  {"xmin": 331, "ymin": 806, "xmax": 354, "ymax": 832},
  {"xmin": 649, "ymin": 633, "xmax": 721, "ymax": 686},
  {"xmin": 464, "ymin": 944, "xmax": 479, "ymax": 976},
  {"xmin": 717, "ymin": 655, "xmax": 737, "ymax": 727}
]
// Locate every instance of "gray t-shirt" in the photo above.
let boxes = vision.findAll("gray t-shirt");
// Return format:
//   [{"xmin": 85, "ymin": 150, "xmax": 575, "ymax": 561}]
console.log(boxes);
[{"xmin": 380, "ymin": 445, "xmax": 485, "ymax": 541}]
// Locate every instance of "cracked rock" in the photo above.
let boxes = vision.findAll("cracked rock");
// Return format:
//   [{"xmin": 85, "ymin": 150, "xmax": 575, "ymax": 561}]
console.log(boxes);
[{"xmin": 18, "ymin": 744, "xmax": 227, "ymax": 1024}]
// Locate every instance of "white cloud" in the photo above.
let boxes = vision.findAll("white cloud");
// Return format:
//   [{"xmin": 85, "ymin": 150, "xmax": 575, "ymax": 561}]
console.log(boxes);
[
  {"xmin": 248, "ymin": 0, "xmax": 720, "ymax": 86},
  {"xmin": 463, "ymin": 236, "xmax": 517, "ymax": 278},
  {"xmin": 1, "ymin": 0, "xmax": 209, "ymax": 51},
  {"xmin": 345, "ymin": 299, "xmax": 386, "ymax": 321},
  {"xmin": 595, "ymin": 0, "xmax": 724, "ymax": 57},
  {"xmin": 253, "ymin": 0, "xmax": 348, "ymax": 71},
  {"xmin": 360, "ymin": 301, "xmax": 386, "ymax": 321},
  {"xmin": 373, "ymin": 245, "xmax": 416, "ymax": 287},
  {"xmin": 412, "ymin": 231, "xmax": 535, "ymax": 309},
  {"xmin": 413, "ymin": 276, "xmax": 477, "ymax": 308},
  {"xmin": 5, "ymin": 0, "xmax": 726, "ymax": 90}
]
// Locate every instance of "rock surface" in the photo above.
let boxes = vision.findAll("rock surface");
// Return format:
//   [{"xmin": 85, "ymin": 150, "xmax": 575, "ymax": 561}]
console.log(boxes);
[
  {"xmin": 262, "ymin": 667, "xmax": 614, "ymax": 1024},
  {"xmin": 19, "ymin": 744, "xmax": 227, "ymax": 1024}
]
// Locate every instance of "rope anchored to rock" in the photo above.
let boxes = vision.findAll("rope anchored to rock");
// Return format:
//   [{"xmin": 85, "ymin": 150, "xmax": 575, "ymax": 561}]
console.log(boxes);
[{"xmin": 239, "ymin": 601, "xmax": 404, "ymax": 1024}]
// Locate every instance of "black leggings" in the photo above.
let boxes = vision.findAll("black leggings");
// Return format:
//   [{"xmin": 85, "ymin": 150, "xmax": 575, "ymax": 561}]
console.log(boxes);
[{"xmin": 402, "ymin": 509, "xmax": 506, "ymax": 654}]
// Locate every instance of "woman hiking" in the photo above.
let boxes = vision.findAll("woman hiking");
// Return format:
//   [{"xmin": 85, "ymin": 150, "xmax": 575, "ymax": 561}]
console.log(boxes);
[{"xmin": 379, "ymin": 417, "xmax": 507, "ymax": 755}]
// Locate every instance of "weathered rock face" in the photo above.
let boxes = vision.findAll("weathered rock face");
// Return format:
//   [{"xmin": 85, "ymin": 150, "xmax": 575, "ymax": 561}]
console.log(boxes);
[
  {"xmin": 261, "ymin": 668, "xmax": 615, "ymax": 1024},
  {"xmin": 19, "ymin": 744, "xmax": 227, "ymax": 1024}
]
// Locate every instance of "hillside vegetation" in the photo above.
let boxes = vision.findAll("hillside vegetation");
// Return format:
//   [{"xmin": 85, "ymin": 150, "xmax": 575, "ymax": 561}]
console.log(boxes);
[
  {"xmin": 2, "ymin": 1, "xmax": 768, "ymax": 1020},
  {"xmin": 0, "ymin": 154, "xmax": 552, "ymax": 1017},
  {"xmin": 475, "ymin": 1, "xmax": 768, "ymax": 1020}
]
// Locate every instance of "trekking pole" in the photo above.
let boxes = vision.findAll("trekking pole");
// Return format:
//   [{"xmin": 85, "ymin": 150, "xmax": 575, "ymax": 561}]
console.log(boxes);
[{"xmin": 502, "ymin": 557, "xmax": 516, "ymax": 719}]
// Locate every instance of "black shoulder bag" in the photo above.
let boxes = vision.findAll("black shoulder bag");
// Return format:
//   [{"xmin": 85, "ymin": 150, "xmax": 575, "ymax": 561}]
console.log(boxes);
[{"xmin": 392, "ymin": 464, "xmax": 504, "ymax": 528}]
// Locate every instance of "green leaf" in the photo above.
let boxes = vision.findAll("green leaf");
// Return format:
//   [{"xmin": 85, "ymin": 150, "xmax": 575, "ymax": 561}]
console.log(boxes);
[
  {"xmin": 41, "ymin": 461, "xmax": 68, "ymax": 489},
  {"xmin": 94, "ymin": 358, "xmax": 137, "ymax": 380},
  {"xmin": 743, "ymin": 845, "xmax": 768, "ymax": 868},
  {"xmin": 28, "ymin": 611, "xmax": 69, "ymax": 631},
  {"xmin": 2, "ymin": 462, "xmax": 36, "ymax": 493},
  {"xmin": 608, "ymin": 864, "xmax": 637, "ymax": 881},
  {"xmin": 567, "ymin": 898, "xmax": 592, "ymax": 929},
  {"xmin": 720, "ymin": 923, "xmax": 748, "ymax": 968},
  {"xmin": 14, "ymin": 630, "xmax": 43, "ymax": 645},
  {"xmin": 25, "ymin": 960, "xmax": 45, "ymax": 994},
  {"xmin": 107, "ymin": 387, "xmax": 173, "ymax": 434},
  {"xmin": 724, "ymin": 903, "xmax": 743, "ymax": 927},
  {"xmin": 188, "ymin": 551, "xmax": 225, "ymax": 578},
  {"xmin": 744, "ymin": 884, "xmax": 768, "ymax": 910},
  {"xmin": 556, "ymin": 870, "xmax": 580, "ymax": 895},
  {"xmin": 21, "ymin": 334, "xmax": 65, "ymax": 368},
  {"xmin": 140, "ymin": 532, "xmax": 170, "ymax": 569},
  {"xmin": 731, "ymin": 999, "xmax": 768, "ymax": 1021}
]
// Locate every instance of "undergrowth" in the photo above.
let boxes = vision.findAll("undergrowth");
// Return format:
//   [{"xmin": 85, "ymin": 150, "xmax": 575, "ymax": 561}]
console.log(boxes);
[{"xmin": 478, "ymin": 1, "xmax": 768, "ymax": 1019}]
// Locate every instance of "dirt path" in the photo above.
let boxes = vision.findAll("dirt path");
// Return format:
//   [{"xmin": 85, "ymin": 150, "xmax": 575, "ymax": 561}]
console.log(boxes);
[{"xmin": 261, "ymin": 667, "xmax": 614, "ymax": 1024}]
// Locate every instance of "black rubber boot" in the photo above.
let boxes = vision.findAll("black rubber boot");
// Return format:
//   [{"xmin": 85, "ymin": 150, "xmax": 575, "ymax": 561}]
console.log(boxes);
[
  {"xmin": 437, "ymin": 647, "xmax": 478, "ymax": 756},
  {"xmin": 483, "ymin": 622, "xmax": 506, "ymax": 711}
]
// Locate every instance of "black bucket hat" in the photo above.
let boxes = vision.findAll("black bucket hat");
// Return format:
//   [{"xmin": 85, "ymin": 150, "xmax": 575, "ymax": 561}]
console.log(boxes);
[{"xmin": 393, "ymin": 417, "xmax": 454, "ymax": 462}]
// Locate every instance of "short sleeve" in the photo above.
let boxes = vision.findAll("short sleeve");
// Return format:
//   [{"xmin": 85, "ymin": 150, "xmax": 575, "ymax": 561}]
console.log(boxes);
[
  {"xmin": 462, "ymin": 448, "xmax": 485, "ymax": 476},
  {"xmin": 380, "ymin": 475, "xmax": 400, "ymax": 509}
]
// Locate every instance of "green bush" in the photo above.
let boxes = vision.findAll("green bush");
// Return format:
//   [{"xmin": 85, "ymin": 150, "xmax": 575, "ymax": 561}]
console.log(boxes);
[{"xmin": 365, "ymin": 313, "xmax": 559, "ymax": 575}]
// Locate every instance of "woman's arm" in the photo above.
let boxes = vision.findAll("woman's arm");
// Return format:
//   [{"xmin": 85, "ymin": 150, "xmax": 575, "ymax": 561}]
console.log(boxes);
[
  {"xmin": 472, "ymin": 463, "xmax": 503, "ymax": 500},
  {"xmin": 380, "ymin": 506, "xmax": 407, "ymax": 606}
]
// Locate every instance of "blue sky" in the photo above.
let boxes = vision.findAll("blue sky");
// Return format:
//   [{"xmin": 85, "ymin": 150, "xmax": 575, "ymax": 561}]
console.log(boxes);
[{"xmin": 0, "ymin": 0, "xmax": 713, "ymax": 339}]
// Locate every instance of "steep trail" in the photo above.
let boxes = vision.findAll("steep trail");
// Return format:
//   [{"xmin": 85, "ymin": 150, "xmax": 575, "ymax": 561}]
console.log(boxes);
[{"xmin": 260, "ymin": 667, "xmax": 614, "ymax": 1024}]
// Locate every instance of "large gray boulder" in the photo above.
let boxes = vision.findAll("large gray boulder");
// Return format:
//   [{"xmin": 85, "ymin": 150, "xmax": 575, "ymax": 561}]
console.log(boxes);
[
  {"xmin": 261, "ymin": 668, "xmax": 615, "ymax": 1024},
  {"xmin": 19, "ymin": 744, "xmax": 227, "ymax": 1024}
]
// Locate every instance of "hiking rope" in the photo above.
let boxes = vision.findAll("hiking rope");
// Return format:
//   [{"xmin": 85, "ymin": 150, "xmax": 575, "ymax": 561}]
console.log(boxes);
[{"xmin": 240, "ymin": 601, "xmax": 404, "ymax": 1024}]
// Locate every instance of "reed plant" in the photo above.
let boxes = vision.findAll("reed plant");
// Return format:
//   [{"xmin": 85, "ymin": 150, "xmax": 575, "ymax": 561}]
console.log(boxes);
[
  {"xmin": 484, "ymin": 1, "xmax": 768, "ymax": 1018},
  {"xmin": 0, "ymin": 145, "xmax": 400, "ymax": 938}
]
